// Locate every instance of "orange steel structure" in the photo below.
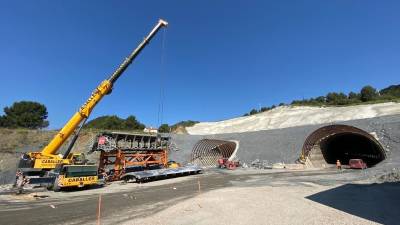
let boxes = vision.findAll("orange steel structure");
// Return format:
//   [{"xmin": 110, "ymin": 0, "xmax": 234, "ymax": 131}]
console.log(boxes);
[
  {"xmin": 99, "ymin": 149, "xmax": 168, "ymax": 181},
  {"xmin": 92, "ymin": 132, "xmax": 171, "ymax": 181}
]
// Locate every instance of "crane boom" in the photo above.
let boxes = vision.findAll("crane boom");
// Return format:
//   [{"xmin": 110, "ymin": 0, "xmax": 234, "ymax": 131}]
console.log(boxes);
[{"xmin": 40, "ymin": 19, "xmax": 168, "ymax": 157}]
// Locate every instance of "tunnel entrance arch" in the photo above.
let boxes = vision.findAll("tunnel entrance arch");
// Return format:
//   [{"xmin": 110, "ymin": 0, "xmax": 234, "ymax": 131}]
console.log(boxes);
[
  {"xmin": 301, "ymin": 125, "xmax": 386, "ymax": 168},
  {"xmin": 191, "ymin": 139, "xmax": 239, "ymax": 167}
]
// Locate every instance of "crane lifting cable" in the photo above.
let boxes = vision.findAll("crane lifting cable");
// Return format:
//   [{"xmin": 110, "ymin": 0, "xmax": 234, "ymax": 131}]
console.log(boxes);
[{"xmin": 157, "ymin": 27, "xmax": 167, "ymax": 128}]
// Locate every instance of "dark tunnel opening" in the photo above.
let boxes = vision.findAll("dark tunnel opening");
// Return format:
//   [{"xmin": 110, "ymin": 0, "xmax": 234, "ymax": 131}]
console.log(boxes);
[
  {"xmin": 301, "ymin": 125, "xmax": 386, "ymax": 168},
  {"xmin": 320, "ymin": 133, "xmax": 385, "ymax": 167}
]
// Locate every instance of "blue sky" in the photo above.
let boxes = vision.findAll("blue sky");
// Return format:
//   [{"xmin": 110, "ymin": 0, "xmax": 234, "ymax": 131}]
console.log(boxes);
[{"xmin": 0, "ymin": 1, "xmax": 399, "ymax": 129}]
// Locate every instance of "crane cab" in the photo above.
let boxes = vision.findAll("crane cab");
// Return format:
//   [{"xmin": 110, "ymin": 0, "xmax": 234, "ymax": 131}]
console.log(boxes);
[{"xmin": 19, "ymin": 152, "xmax": 87, "ymax": 170}]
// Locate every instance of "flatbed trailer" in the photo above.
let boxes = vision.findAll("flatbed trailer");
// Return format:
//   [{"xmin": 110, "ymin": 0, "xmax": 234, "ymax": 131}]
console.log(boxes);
[{"xmin": 120, "ymin": 165, "xmax": 202, "ymax": 182}]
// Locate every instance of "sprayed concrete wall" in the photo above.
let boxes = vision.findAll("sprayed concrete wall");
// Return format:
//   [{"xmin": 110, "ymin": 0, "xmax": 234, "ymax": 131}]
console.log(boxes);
[{"xmin": 169, "ymin": 115, "xmax": 400, "ymax": 170}]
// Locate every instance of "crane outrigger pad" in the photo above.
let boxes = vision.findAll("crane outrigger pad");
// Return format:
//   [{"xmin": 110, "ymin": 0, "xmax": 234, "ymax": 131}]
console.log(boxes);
[{"xmin": 120, "ymin": 165, "xmax": 202, "ymax": 182}]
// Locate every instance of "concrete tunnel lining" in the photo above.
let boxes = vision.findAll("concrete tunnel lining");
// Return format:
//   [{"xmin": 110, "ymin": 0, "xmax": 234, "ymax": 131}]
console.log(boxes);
[
  {"xmin": 191, "ymin": 139, "xmax": 239, "ymax": 167},
  {"xmin": 301, "ymin": 125, "xmax": 386, "ymax": 168}
]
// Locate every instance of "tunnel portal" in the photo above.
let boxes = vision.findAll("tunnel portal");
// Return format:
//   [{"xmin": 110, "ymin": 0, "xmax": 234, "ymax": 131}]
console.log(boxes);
[
  {"xmin": 191, "ymin": 139, "xmax": 238, "ymax": 167},
  {"xmin": 301, "ymin": 125, "xmax": 386, "ymax": 168}
]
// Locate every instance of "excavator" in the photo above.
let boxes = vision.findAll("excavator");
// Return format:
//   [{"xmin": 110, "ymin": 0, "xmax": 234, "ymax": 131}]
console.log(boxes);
[{"xmin": 16, "ymin": 19, "xmax": 168, "ymax": 191}]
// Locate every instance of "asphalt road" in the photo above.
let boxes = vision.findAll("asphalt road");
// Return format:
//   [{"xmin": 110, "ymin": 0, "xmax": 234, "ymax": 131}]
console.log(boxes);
[
  {"xmin": 0, "ymin": 171, "xmax": 239, "ymax": 225},
  {"xmin": 0, "ymin": 169, "xmax": 387, "ymax": 225}
]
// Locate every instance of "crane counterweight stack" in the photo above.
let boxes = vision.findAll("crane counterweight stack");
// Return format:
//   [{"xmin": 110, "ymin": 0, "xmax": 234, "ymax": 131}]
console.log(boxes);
[{"xmin": 16, "ymin": 19, "xmax": 168, "ymax": 191}]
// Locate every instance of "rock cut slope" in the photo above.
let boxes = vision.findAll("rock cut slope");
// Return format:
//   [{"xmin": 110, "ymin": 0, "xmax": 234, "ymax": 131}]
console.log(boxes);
[{"xmin": 186, "ymin": 102, "xmax": 400, "ymax": 135}]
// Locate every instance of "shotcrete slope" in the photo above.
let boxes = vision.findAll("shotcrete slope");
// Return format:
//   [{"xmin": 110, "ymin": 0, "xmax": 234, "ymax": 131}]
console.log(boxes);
[
  {"xmin": 187, "ymin": 102, "xmax": 400, "ymax": 135},
  {"xmin": 171, "ymin": 114, "xmax": 400, "ymax": 174}
]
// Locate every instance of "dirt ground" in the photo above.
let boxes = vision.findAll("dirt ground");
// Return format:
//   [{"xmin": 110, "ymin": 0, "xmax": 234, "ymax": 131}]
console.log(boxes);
[
  {"xmin": 0, "ymin": 168, "xmax": 399, "ymax": 225},
  {"xmin": 129, "ymin": 186, "xmax": 376, "ymax": 225}
]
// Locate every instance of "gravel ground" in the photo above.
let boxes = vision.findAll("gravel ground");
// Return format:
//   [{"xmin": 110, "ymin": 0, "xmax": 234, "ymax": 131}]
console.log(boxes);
[
  {"xmin": 126, "ymin": 185, "xmax": 379, "ymax": 225},
  {"xmin": 1, "ymin": 168, "xmax": 399, "ymax": 225}
]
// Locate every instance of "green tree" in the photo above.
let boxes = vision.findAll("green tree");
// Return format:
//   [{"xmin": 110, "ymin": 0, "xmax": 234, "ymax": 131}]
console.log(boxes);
[
  {"xmin": 125, "ymin": 115, "xmax": 145, "ymax": 130},
  {"xmin": 85, "ymin": 115, "xmax": 145, "ymax": 131},
  {"xmin": 249, "ymin": 109, "xmax": 258, "ymax": 115},
  {"xmin": 169, "ymin": 120, "xmax": 199, "ymax": 131},
  {"xmin": 337, "ymin": 92, "xmax": 348, "ymax": 105},
  {"xmin": 85, "ymin": 115, "xmax": 124, "ymax": 130},
  {"xmin": 315, "ymin": 96, "xmax": 326, "ymax": 103},
  {"xmin": 291, "ymin": 100, "xmax": 301, "ymax": 105},
  {"xmin": 171, "ymin": 120, "xmax": 198, "ymax": 128},
  {"xmin": 380, "ymin": 84, "xmax": 400, "ymax": 98},
  {"xmin": 158, "ymin": 124, "xmax": 170, "ymax": 133},
  {"xmin": 347, "ymin": 91, "xmax": 361, "ymax": 103},
  {"xmin": 0, "ymin": 116, "xmax": 5, "ymax": 127},
  {"xmin": 1, "ymin": 101, "xmax": 49, "ymax": 129},
  {"xmin": 326, "ymin": 92, "xmax": 339, "ymax": 104},
  {"xmin": 360, "ymin": 85, "xmax": 378, "ymax": 102},
  {"xmin": 307, "ymin": 98, "xmax": 317, "ymax": 105},
  {"xmin": 348, "ymin": 91, "xmax": 359, "ymax": 100},
  {"xmin": 326, "ymin": 92, "xmax": 348, "ymax": 105}
]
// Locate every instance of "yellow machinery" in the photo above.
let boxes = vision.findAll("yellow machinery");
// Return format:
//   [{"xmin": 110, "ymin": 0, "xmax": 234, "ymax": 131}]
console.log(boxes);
[
  {"xmin": 49, "ymin": 164, "xmax": 99, "ymax": 191},
  {"xmin": 17, "ymin": 19, "xmax": 168, "ymax": 191},
  {"xmin": 167, "ymin": 161, "xmax": 181, "ymax": 168}
]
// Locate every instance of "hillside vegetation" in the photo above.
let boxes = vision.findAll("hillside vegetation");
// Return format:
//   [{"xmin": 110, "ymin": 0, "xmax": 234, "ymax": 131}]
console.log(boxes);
[
  {"xmin": 84, "ymin": 115, "xmax": 145, "ymax": 131},
  {"xmin": 187, "ymin": 102, "xmax": 400, "ymax": 135},
  {"xmin": 0, "ymin": 128, "xmax": 99, "ymax": 154},
  {"xmin": 0, "ymin": 128, "xmax": 56, "ymax": 153},
  {"xmin": 0, "ymin": 128, "xmax": 98, "ymax": 184},
  {"xmin": 244, "ymin": 84, "xmax": 400, "ymax": 116},
  {"xmin": 158, "ymin": 120, "xmax": 199, "ymax": 133}
]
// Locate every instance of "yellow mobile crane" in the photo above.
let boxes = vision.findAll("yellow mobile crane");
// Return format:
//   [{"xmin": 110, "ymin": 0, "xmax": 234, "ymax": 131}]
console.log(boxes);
[{"xmin": 17, "ymin": 19, "xmax": 168, "ymax": 191}]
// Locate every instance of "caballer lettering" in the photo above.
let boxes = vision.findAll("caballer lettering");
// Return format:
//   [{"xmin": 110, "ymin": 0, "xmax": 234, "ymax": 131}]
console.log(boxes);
[{"xmin": 67, "ymin": 177, "xmax": 95, "ymax": 182}]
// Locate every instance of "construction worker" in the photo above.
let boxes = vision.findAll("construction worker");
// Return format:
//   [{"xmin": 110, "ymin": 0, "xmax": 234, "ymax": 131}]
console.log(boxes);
[
  {"xmin": 218, "ymin": 158, "xmax": 225, "ymax": 168},
  {"xmin": 100, "ymin": 169, "xmax": 109, "ymax": 184},
  {"xmin": 14, "ymin": 170, "xmax": 22, "ymax": 188},
  {"xmin": 336, "ymin": 160, "xmax": 342, "ymax": 170},
  {"xmin": 102, "ymin": 172, "xmax": 108, "ymax": 184},
  {"xmin": 16, "ymin": 173, "xmax": 27, "ymax": 194}
]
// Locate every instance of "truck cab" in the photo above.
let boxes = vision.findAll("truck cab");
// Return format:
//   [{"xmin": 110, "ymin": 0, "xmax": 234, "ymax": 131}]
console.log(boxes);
[
  {"xmin": 349, "ymin": 159, "xmax": 367, "ymax": 169},
  {"xmin": 49, "ymin": 164, "xmax": 100, "ymax": 191}
]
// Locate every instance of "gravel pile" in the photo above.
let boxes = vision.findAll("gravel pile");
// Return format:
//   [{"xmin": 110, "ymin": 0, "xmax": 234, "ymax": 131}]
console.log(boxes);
[{"xmin": 377, "ymin": 168, "xmax": 400, "ymax": 183}]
